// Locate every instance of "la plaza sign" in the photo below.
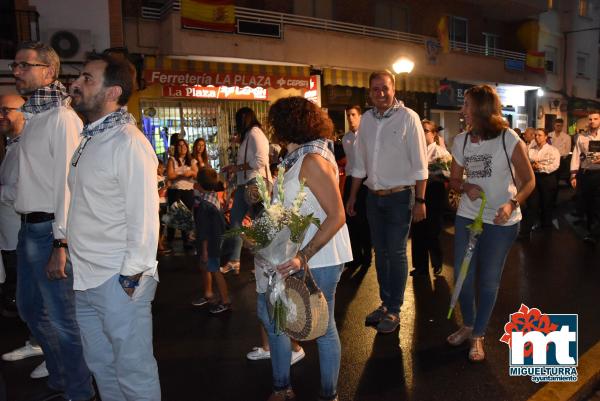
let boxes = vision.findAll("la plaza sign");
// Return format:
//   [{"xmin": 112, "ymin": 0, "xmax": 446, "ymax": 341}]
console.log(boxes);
[{"xmin": 145, "ymin": 69, "xmax": 310, "ymax": 90}]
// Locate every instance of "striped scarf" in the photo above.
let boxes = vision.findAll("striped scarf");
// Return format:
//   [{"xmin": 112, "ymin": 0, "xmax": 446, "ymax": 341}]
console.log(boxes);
[
  {"xmin": 82, "ymin": 108, "xmax": 136, "ymax": 137},
  {"xmin": 280, "ymin": 139, "xmax": 336, "ymax": 170},
  {"xmin": 21, "ymin": 81, "xmax": 70, "ymax": 114},
  {"xmin": 372, "ymin": 98, "xmax": 403, "ymax": 120}
]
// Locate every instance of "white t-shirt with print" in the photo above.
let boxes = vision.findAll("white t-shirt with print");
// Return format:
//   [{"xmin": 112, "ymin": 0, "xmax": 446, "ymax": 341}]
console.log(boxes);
[{"xmin": 451, "ymin": 129, "xmax": 521, "ymax": 226}]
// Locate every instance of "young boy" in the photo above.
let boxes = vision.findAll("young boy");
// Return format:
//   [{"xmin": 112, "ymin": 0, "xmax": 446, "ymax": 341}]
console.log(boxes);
[{"xmin": 193, "ymin": 168, "xmax": 231, "ymax": 313}]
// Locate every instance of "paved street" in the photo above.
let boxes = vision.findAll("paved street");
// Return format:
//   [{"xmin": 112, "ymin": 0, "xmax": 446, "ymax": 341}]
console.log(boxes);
[{"xmin": 1, "ymin": 188, "xmax": 599, "ymax": 401}]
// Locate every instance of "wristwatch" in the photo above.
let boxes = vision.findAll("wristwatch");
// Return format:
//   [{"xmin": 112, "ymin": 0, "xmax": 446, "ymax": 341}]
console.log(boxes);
[
  {"xmin": 415, "ymin": 197, "xmax": 426, "ymax": 204},
  {"xmin": 52, "ymin": 239, "xmax": 68, "ymax": 249},
  {"xmin": 510, "ymin": 198, "xmax": 520, "ymax": 210}
]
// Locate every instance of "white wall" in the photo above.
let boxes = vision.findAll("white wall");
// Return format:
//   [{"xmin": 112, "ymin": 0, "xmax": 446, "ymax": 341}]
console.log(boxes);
[
  {"xmin": 563, "ymin": 0, "xmax": 600, "ymax": 100},
  {"xmin": 29, "ymin": 0, "xmax": 110, "ymax": 53}
]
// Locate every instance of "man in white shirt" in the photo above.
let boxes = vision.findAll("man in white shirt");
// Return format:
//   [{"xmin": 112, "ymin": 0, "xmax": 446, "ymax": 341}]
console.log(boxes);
[
  {"xmin": 0, "ymin": 94, "xmax": 24, "ymax": 317},
  {"xmin": 342, "ymin": 105, "xmax": 372, "ymax": 269},
  {"xmin": 68, "ymin": 52, "xmax": 161, "ymax": 401},
  {"xmin": 523, "ymin": 129, "xmax": 561, "ymax": 232},
  {"xmin": 548, "ymin": 118, "xmax": 572, "ymax": 184},
  {"xmin": 11, "ymin": 42, "xmax": 95, "ymax": 401},
  {"xmin": 346, "ymin": 71, "xmax": 428, "ymax": 334},
  {"xmin": 570, "ymin": 112, "xmax": 600, "ymax": 244},
  {"xmin": 0, "ymin": 94, "xmax": 50, "ymax": 381}
]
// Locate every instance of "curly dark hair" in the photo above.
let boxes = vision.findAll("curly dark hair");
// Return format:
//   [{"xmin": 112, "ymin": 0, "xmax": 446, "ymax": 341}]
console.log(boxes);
[{"xmin": 268, "ymin": 97, "xmax": 333, "ymax": 145}]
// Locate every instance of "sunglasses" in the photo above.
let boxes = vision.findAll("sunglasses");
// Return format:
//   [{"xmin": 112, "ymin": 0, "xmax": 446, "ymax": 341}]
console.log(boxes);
[{"xmin": 71, "ymin": 137, "xmax": 92, "ymax": 167}]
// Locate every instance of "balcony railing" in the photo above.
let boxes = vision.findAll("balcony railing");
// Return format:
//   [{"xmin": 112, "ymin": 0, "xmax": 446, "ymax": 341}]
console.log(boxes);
[{"xmin": 140, "ymin": 2, "xmax": 526, "ymax": 62}]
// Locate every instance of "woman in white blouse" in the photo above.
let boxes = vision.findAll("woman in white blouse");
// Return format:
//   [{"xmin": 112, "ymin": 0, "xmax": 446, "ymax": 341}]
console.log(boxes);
[
  {"xmin": 166, "ymin": 138, "xmax": 198, "ymax": 246},
  {"xmin": 410, "ymin": 120, "xmax": 451, "ymax": 277},
  {"xmin": 221, "ymin": 107, "xmax": 271, "ymax": 274},
  {"xmin": 257, "ymin": 96, "xmax": 351, "ymax": 401},
  {"xmin": 523, "ymin": 128, "xmax": 561, "ymax": 232}
]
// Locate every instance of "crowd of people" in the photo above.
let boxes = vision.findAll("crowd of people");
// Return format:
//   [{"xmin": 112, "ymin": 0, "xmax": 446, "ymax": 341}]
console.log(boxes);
[{"xmin": 1, "ymin": 40, "xmax": 599, "ymax": 401}]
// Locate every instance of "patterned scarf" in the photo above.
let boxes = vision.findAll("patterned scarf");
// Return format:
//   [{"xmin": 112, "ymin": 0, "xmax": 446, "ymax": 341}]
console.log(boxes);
[
  {"xmin": 280, "ymin": 138, "xmax": 336, "ymax": 170},
  {"xmin": 82, "ymin": 108, "xmax": 136, "ymax": 137},
  {"xmin": 372, "ymin": 98, "xmax": 403, "ymax": 120},
  {"xmin": 21, "ymin": 81, "xmax": 70, "ymax": 114},
  {"xmin": 71, "ymin": 108, "xmax": 137, "ymax": 167},
  {"xmin": 198, "ymin": 191, "xmax": 221, "ymax": 210}
]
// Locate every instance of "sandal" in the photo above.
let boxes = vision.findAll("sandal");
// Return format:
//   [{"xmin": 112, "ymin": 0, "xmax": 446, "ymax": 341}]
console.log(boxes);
[
  {"xmin": 447, "ymin": 326, "xmax": 473, "ymax": 346},
  {"xmin": 469, "ymin": 336, "xmax": 485, "ymax": 362},
  {"xmin": 220, "ymin": 261, "xmax": 240, "ymax": 275},
  {"xmin": 267, "ymin": 388, "xmax": 296, "ymax": 401}
]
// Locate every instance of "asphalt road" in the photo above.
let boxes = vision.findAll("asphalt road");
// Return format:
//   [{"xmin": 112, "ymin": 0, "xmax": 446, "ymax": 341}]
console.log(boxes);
[{"xmin": 1, "ymin": 187, "xmax": 599, "ymax": 401}]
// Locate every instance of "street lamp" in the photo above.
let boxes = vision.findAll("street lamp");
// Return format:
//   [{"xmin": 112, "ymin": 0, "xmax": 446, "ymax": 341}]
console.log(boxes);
[{"xmin": 392, "ymin": 57, "xmax": 415, "ymax": 74}]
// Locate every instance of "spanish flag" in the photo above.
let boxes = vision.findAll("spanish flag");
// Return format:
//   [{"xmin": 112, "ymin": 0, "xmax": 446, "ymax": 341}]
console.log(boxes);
[
  {"xmin": 181, "ymin": 0, "xmax": 235, "ymax": 33},
  {"xmin": 526, "ymin": 50, "xmax": 545, "ymax": 73},
  {"xmin": 437, "ymin": 16, "xmax": 450, "ymax": 54}
]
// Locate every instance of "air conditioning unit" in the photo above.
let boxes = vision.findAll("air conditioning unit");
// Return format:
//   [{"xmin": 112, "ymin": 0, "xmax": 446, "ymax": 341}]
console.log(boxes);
[{"xmin": 41, "ymin": 29, "xmax": 94, "ymax": 61}]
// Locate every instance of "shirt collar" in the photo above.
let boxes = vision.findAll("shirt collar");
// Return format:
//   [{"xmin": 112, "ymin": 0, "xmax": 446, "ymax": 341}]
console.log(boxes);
[{"xmin": 372, "ymin": 98, "xmax": 403, "ymax": 120}]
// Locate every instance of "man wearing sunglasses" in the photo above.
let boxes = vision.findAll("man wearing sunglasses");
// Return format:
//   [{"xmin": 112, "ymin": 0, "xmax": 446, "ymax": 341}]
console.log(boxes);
[{"xmin": 11, "ymin": 42, "xmax": 95, "ymax": 401}]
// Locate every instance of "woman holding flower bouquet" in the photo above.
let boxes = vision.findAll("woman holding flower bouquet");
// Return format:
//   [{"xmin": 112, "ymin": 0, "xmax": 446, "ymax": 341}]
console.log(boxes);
[
  {"xmin": 258, "ymin": 97, "xmax": 352, "ymax": 401},
  {"xmin": 447, "ymin": 85, "xmax": 534, "ymax": 362},
  {"xmin": 410, "ymin": 119, "xmax": 451, "ymax": 277}
]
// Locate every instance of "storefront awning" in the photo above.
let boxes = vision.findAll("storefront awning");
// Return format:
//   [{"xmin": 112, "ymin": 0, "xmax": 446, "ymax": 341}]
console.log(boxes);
[
  {"xmin": 143, "ymin": 56, "xmax": 311, "ymax": 90},
  {"xmin": 323, "ymin": 68, "xmax": 439, "ymax": 93}
]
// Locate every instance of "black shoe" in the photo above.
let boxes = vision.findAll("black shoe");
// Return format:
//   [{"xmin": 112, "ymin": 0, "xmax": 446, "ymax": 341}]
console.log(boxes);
[
  {"xmin": 24, "ymin": 388, "xmax": 64, "ymax": 401},
  {"xmin": 583, "ymin": 236, "xmax": 597, "ymax": 245},
  {"xmin": 433, "ymin": 265, "xmax": 443, "ymax": 275},
  {"xmin": 409, "ymin": 269, "xmax": 428, "ymax": 277}
]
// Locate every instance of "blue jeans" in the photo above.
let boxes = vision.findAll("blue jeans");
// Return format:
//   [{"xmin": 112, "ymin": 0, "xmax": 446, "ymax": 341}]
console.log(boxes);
[
  {"xmin": 257, "ymin": 265, "xmax": 342, "ymax": 399},
  {"xmin": 227, "ymin": 186, "xmax": 251, "ymax": 262},
  {"xmin": 366, "ymin": 190, "xmax": 412, "ymax": 314},
  {"xmin": 76, "ymin": 274, "xmax": 161, "ymax": 401},
  {"xmin": 453, "ymin": 215, "xmax": 519, "ymax": 337},
  {"xmin": 16, "ymin": 220, "xmax": 94, "ymax": 400}
]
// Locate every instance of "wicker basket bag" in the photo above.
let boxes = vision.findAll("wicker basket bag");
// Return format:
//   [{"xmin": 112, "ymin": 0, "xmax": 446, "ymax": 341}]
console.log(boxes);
[{"xmin": 283, "ymin": 268, "xmax": 329, "ymax": 341}]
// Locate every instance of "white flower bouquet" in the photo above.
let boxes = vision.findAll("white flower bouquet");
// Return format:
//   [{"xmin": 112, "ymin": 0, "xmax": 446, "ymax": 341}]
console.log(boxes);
[
  {"xmin": 226, "ymin": 167, "xmax": 320, "ymax": 333},
  {"xmin": 429, "ymin": 153, "xmax": 453, "ymax": 178}
]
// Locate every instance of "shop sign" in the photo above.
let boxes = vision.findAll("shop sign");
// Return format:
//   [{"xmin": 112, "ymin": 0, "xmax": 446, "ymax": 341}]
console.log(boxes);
[
  {"xmin": 505, "ymin": 59, "xmax": 525, "ymax": 72},
  {"xmin": 146, "ymin": 69, "xmax": 310, "ymax": 90},
  {"xmin": 303, "ymin": 75, "xmax": 321, "ymax": 107},
  {"xmin": 162, "ymin": 85, "xmax": 268, "ymax": 100},
  {"xmin": 437, "ymin": 80, "xmax": 472, "ymax": 107}
]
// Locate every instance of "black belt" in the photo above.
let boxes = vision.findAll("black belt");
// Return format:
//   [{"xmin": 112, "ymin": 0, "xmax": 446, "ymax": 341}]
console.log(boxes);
[{"xmin": 21, "ymin": 212, "xmax": 55, "ymax": 224}]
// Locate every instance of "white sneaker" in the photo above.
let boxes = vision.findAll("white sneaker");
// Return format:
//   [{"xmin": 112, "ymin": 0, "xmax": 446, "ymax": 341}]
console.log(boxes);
[
  {"xmin": 291, "ymin": 347, "xmax": 305, "ymax": 365},
  {"xmin": 246, "ymin": 346, "xmax": 270, "ymax": 360},
  {"xmin": 2, "ymin": 341, "xmax": 44, "ymax": 361},
  {"xmin": 30, "ymin": 361, "xmax": 49, "ymax": 379}
]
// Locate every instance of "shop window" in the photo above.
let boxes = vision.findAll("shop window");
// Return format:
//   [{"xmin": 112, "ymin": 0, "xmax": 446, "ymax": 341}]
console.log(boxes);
[
  {"xmin": 545, "ymin": 46, "xmax": 557, "ymax": 74},
  {"xmin": 374, "ymin": 0, "xmax": 409, "ymax": 32},
  {"xmin": 449, "ymin": 16, "xmax": 468, "ymax": 44},
  {"xmin": 139, "ymin": 99, "xmax": 269, "ymax": 170}
]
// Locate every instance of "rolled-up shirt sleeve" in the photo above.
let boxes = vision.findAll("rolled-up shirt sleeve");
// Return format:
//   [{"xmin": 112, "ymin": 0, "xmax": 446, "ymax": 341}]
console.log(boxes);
[
  {"xmin": 117, "ymin": 136, "xmax": 159, "ymax": 276},
  {"xmin": 51, "ymin": 111, "xmax": 82, "ymax": 239},
  {"xmin": 407, "ymin": 112, "xmax": 428, "ymax": 181},
  {"xmin": 352, "ymin": 122, "xmax": 367, "ymax": 179}
]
